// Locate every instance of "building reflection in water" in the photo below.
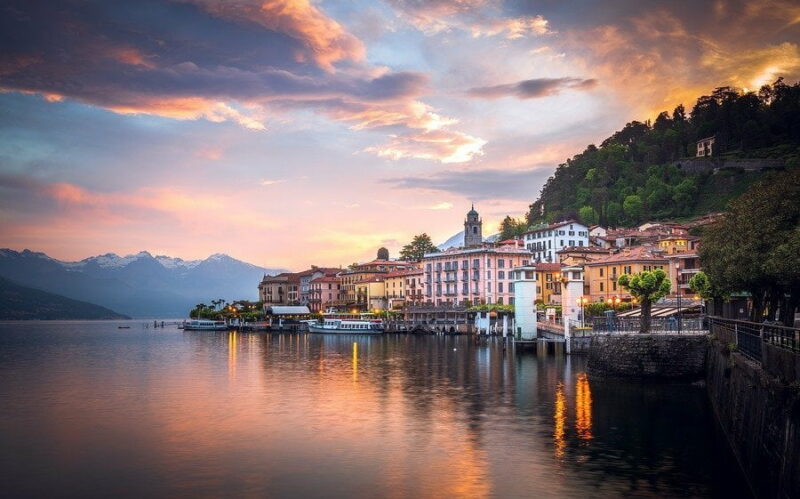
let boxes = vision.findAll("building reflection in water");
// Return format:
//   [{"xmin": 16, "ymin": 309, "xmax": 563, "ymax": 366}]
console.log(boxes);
[
  {"xmin": 575, "ymin": 372, "xmax": 593, "ymax": 442},
  {"xmin": 228, "ymin": 331, "xmax": 237, "ymax": 380},
  {"xmin": 554, "ymin": 381, "xmax": 566, "ymax": 460},
  {"xmin": 352, "ymin": 341, "xmax": 358, "ymax": 382}
]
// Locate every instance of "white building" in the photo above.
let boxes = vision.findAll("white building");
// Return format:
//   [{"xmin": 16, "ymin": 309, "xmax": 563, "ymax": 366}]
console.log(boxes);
[
  {"xmin": 523, "ymin": 220, "xmax": 589, "ymax": 263},
  {"xmin": 511, "ymin": 266, "xmax": 538, "ymax": 340}
]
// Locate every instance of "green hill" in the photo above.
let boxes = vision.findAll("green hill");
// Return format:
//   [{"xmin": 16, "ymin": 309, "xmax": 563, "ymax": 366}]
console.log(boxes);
[
  {"xmin": 0, "ymin": 276, "xmax": 130, "ymax": 320},
  {"xmin": 526, "ymin": 79, "xmax": 800, "ymax": 226}
]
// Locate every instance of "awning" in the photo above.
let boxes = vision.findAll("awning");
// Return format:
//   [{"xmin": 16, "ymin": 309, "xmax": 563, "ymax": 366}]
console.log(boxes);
[{"xmin": 266, "ymin": 306, "xmax": 311, "ymax": 315}]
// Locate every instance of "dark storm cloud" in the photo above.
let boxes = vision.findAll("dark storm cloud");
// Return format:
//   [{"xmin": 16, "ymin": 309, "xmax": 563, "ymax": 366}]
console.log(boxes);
[
  {"xmin": 468, "ymin": 77, "xmax": 597, "ymax": 99},
  {"xmin": 383, "ymin": 168, "xmax": 553, "ymax": 201}
]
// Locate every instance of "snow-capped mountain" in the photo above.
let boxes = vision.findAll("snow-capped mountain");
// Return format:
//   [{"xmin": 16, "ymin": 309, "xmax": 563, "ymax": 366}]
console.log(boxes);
[
  {"xmin": 63, "ymin": 251, "xmax": 203, "ymax": 270},
  {"xmin": 0, "ymin": 249, "xmax": 286, "ymax": 318}
]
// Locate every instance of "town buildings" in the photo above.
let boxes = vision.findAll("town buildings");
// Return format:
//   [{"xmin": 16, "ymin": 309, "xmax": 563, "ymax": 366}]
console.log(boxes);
[
  {"xmin": 533, "ymin": 262, "xmax": 563, "ymax": 305},
  {"xmin": 339, "ymin": 253, "xmax": 416, "ymax": 310},
  {"xmin": 308, "ymin": 276, "xmax": 344, "ymax": 312},
  {"xmin": 258, "ymin": 272, "xmax": 300, "ymax": 306},
  {"xmin": 384, "ymin": 268, "xmax": 424, "ymax": 309},
  {"xmin": 258, "ymin": 204, "xmax": 711, "ymax": 316},
  {"xmin": 523, "ymin": 221, "xmax": 589, "ymax": 263},
  {"xmin": 584, "ymin": 246, "xmax": 669, "ymax": 302}
]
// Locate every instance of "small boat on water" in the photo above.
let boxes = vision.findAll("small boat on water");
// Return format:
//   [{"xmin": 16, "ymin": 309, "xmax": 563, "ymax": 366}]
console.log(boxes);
[
  {"xmin": 308, "ymin": 318, "xmax": 384, "ymax": 334},
  {"xmin": 118, "ymin": 326, "xmax": 131, "ymax": 329},
  {"xmin": 307, "ymin": 310, "xmax": 384, "ymax": 334},
  {"xmin": 182, "ymin": 319, "xmax": 230, "ymax": 331}
]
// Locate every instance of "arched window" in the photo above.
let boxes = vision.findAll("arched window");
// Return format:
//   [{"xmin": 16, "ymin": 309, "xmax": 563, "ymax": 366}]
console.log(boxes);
[{"xmin": 472, "ymin": 226, "xmax": 477, "ymax": 234}]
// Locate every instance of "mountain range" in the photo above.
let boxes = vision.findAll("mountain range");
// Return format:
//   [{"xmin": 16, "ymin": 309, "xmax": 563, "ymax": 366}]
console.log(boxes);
[{"xmin": 0, "ymin": 249, "xmax": 286, "ymax": 318}]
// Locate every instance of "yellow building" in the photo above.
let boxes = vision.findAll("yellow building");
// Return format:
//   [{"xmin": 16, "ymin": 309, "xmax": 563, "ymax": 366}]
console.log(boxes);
[
  {"xmin": 355, "ymin": 277, "xmax": 387, "ymax": 311},
  {"xmin": 585, "ymin": 246, "xmax": 668, "ymax": 302},
  {"xmin": 339, "ymin": 254, "xmax": 416, "ymax": 308},
  {"xmin": 383, "ymin": 268, "xmax": 423, "ymax": 309},
  {"xmin": 657, "ymin": 236, "xmax": 699, "ymax": 255},
  {"xmin": 534, "ymin": 263, "xmax": 562, "ymax": 305}
]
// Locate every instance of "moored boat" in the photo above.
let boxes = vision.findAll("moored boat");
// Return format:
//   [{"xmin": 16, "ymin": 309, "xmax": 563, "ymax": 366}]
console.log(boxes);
[
  {"xmin": 308, "ymin": 318, "xmax": 384, "ymax": 334},
  {"xmin": 182, "ymin": 319, "xmax": 230, "ymax": 331}
]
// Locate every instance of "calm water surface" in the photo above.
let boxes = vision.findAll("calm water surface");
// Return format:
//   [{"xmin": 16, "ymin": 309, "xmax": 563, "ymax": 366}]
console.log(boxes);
[{"xmin": 0, "ymin": 321, "xmax": 748, "ymax": 498}]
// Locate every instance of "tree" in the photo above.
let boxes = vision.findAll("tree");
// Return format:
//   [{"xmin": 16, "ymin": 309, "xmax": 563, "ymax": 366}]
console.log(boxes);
[
  {"xmin": 605, "ymin": 201, "xmax": 622, "ymax": 227},
  {"xmin": 700, "ymin": 170, "xmax": 800, "ymax": 324},
  {"xmin": 689, "ymin": 271, "xmax": 727, "ymax": 314},
  {"xmin": 623, "ymin": 195, "xmax": 643, "ymax": 223},
  {"xmin": 578, "ymin": 205, "xmax": 598, "ymax": 225},
  {"xmin": 618, "ymin": 269, "xmax": 671, "ymax": 333},
  {"xmin": 400, "ymin": 233, "xmax": 439, "ymax": 261},
  {"xmin": 498, "ymin": 216, "xmax": 526, "ymax": 240}
]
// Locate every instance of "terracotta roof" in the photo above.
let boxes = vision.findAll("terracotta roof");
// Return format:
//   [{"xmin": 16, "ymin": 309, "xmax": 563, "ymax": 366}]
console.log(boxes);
[
  {"xmin": 384, "ymin": 268, "xmax": 423, "ymax": 278},
  {"xmin": 533, "ymin": 263, "xmax": 562, "ymax": 272},
  {"xmin": 310, "ymin": 276, "xmax": 341, "ymax": 283},
  {"xmin": 586, "ymin": 246, "xmax": 668, "ymax": 265}
]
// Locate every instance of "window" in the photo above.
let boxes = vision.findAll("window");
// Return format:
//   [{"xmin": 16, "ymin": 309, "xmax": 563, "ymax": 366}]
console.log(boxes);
[
  {"xmin": 509, "ymin": 283, "xmax": 514, "ymax": 292},
  {"xmin": 498, "ymin": 282, "xmax": 504, "ymax": 293},
  {"xmin": 486, "ymin": 271, "xmax": 491, "ymax": 280},
  {"xmin": 612, "ymin": 281, "xmax": 617, "ymax": 291},
  {"xmin": 600, "ymin": 282, "xmax": 604, "ymax": 292},
  {"xmin": 498, "ymin": 271, "xmax": 505, "ymax": 279},
  {"xmin": 473, "ymin": 226, "xmax": 477, "ymax": 234},
  {"xmin": 498, "ymin": 259, "xmax": 505, "ymax": 268},
  {"xmin": 600, "ymin": 268, "xmax": 604, "ymax": 277}
]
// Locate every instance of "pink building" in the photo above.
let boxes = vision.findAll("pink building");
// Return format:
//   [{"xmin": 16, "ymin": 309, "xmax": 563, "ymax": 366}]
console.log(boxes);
[
  {"xmin": 422, "ymin": 244, "xmax": 532, "ymax": 306},
  {"xmin": 308, "ymin": 276, "xmax": 344, "ymax": 312}
]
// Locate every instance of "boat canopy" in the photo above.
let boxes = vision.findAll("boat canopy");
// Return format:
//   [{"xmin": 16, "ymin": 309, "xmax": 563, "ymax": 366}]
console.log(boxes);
[{"xmin": 267, "ymin": 306, "xmax": 311, "ymax": 315}]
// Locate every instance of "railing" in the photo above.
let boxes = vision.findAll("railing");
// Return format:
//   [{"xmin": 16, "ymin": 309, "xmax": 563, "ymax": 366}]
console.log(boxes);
[
  {"xmin": 588, "ymin": 316, "xmax": 706, "ymax": 334},
  {"xmin": 708, "ymin": 317, "xmax": 800, "ymax": 361}
]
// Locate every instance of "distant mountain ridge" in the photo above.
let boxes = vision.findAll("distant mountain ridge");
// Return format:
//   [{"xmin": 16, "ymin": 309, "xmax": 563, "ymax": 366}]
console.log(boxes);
[
  {"xmin": 0, "ymin": 249, "xmax": 286, "ymax": 318},
  {"xmin": 437, "ymin": 231, "xmax": 500, "ymax": 251},
  {"xmin": 0, "ymin": 276, "xmax": 129, "ymax": 320}
]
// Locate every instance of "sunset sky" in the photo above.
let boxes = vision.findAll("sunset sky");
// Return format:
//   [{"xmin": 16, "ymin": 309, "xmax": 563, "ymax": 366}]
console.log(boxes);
[{"xmin": 1, "ymin": 0, "xmax": 799, "ymax": 269}]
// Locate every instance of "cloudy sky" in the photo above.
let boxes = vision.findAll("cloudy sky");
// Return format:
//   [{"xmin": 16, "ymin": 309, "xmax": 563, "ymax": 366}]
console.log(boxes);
[{"xmin": 1, "ymin": 0, "xmax": 799, "ymax": 269}]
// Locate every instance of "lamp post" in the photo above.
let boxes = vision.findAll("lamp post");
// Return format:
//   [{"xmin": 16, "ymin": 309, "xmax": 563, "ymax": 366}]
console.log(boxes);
[
  {"xmin": 576, "ymin": 296, "xmax": 588, "ymax": 327},
  {"xmin": 675, "ymin": 263, "xmax": 682, "ymax": 333}
]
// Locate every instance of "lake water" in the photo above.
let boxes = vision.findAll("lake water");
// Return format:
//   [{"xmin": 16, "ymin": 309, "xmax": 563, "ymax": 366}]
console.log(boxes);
[{"xmin": 0, "ymin": 321, "xmax": 749, "ymax": 498}]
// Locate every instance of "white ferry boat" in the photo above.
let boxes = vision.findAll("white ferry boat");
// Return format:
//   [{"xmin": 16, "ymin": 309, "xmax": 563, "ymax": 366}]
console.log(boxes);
[
  {"xmin": 182, "ymin": 320, "xmax": 230, "ymax": 331},
  {"xmin": 308, "ymin": 318, "xmax": 384, "ymax": 334},
  {"xmin": 307, "ymin": 310, "xmax": 384, "ymax": 334}
]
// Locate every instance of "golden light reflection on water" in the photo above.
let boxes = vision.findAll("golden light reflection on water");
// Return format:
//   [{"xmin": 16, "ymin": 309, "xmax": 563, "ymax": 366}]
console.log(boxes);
[
  {"xmin": 554, "ymin": 381, "xmax": 566, "ymax": 460},
  {"xmin": 575, "ymin": 372, "xmax": 593, "ymax": 442},
  {"xmin": 227, "ymin": 331, "xmax": 237, "ymax": 380},
  {"xmin": 352, "ymin": 341, "xmax": 358, "ymax": 382}
]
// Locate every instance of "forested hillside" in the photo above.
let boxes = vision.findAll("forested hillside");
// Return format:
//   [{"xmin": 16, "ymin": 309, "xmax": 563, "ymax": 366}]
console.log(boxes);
[
  {"xmin": 526, "ymin": 78, "xmax": 800, "ymax": 227},
  {"xmin": 0, "ymin": 277, "xmax": 129, "ymax": 320}
]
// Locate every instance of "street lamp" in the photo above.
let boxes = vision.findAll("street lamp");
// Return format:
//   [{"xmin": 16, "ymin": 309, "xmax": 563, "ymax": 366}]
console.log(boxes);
[
  {"xmin": 675, "ymin": 263, "xmax": 682, "ymax": 333},
  {"xmin": 606, "ymin": 296, "xmax": 621, "ymax": 309},
  {"xmin": 576, "ymin": 296, "xmax": 589, "ymax": 327}
]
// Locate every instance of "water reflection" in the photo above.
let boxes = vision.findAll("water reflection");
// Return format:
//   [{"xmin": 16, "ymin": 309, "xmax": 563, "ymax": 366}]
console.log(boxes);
[
  {"xmin": 554, "ymin": 382, "xmax": 567, "ymax": 460},
  {"xmin": 575, "ymin": 372, "xmax": 593, "ymax": 442},
  {"xmin": 0, "ymin": 323, "xmax": 749, "ymax": 498}
]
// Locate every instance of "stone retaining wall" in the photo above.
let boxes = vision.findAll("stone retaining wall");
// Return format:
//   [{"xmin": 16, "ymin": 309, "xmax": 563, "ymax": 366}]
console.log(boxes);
[
  {"xmin": 706, "ymin": 337, "xmax": 800, "ymax": 498},
  {"xmin": 586, "ymin": 334, "xmax": 707, "ymax": 380}
]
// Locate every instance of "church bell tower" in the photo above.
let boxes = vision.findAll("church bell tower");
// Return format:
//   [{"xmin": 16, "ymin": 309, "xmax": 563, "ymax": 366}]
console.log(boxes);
[{"xmin": 464, "ymin": 204, "xmax": 483, "ymax": 248}]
